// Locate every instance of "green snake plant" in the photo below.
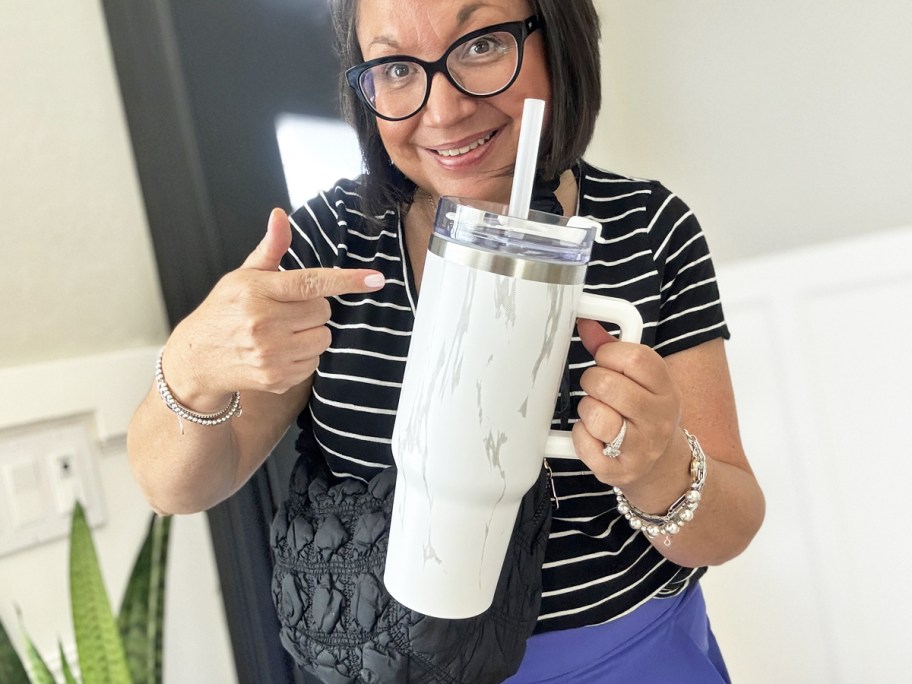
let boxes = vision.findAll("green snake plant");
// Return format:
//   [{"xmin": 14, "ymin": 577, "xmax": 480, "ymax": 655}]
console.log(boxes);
[{"xmin": 0, "ymin": 503, "xmax": 171, "ymax": 684}]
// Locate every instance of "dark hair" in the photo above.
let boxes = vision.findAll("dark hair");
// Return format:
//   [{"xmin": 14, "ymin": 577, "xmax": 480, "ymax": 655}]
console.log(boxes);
[{"xmin": 330, "ymin": 0, "xmax": 602, "ymax": 220}]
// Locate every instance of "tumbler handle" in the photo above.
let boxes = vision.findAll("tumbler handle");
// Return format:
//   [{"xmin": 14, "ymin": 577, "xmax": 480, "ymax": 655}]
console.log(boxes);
[{"xmin": 544, "ymin": 294, "xmax": 643, "ymax": 461}]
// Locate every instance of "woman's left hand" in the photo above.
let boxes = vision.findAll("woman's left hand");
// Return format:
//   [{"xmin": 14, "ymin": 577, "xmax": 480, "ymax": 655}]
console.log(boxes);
[
  {"xmin": 571, "ymin": 319, "xmax": 688, "ymax": 502},
  {"xmin": 572, "ymin": 322, "xmax": 764, "ymax": 566}
]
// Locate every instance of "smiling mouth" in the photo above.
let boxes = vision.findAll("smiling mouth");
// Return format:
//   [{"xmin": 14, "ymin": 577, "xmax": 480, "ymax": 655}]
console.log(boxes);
[{"xmin": 434, "ymin": 131, "xmax": 496, "ymax": 158}]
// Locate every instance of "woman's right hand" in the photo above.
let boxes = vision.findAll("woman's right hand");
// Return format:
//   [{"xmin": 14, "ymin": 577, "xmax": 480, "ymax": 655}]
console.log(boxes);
[{"xmin": 160, "ymin": 208, "xmax": 385, "ymax": 412}]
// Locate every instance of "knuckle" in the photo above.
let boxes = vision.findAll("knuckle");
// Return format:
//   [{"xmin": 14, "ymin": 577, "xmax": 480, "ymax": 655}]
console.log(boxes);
[
  {"xmin": 255, "ymin": 365, "xmax": 286, "ymax": 393},
  {"xmin": 576, "ymin": 396, "xmax": 597, "ymax": 425},
  {"xmin": 297, "ymin": 326, "xmax": 332, "ymax": 361},
  {"xmin": 624, "ymin": 348, "xmax": 650, "ymax": 375},
  {"xmin": 594, "ymin": 374, "xmax": 616, "ymax": 402},
  {"xmin": 244, "ymin": 346, "xmax": 288, "ymax": 391},
  {"xmin": 643, "ymin": 433, "xmax": 667, "ymax": 462},
  {"xmin": 297, "ymin": 272, "xmax": 324, "ymax": 300},
  {"xmin": 570, "ymin": 422, "xmax": 592, "ymax": 453},
  {"xmin": 315, "ymin": 325, "xmax": 333, "ymax": 353},
  {"xmin": 243, "ymin": 317, "xmax": 269, "ymax": 343},
  {"xmin": 657, "ymin": 414, "xmax": 678, "ymax": 440},
  {"xmin": 590, "ymin": 410, "xmax": 614, "ymax": 442},
  {"xmin": 213, "ymin": 271, "xmax": 252, "ymax": 306},
  {"xmin": 299, "ymin": 358, "xmax": 319, "ymax": 380},
  {"xmin": 218, "ymin": 269, "xmax": 245, "ymax": 290},
  {"xmin": 233, "ymin": 286, "xmax": 271, "ymax": 319},
  {"xmin": 579, "ymin": 397, "xmax": 621, "ymax": 445},
  {"xmin": 312, "ymin": 297, "xmax": 332, "ymax": 325},
  {"xmin": 240, "ymin": 322, "xmax": 275, "ymax": 356},
  {"xmin": 246, "ymin": 346, "xmax": 271, "ymax": 372},
  {"xmin": 580, "ymin": 367, "xmax": 609, "ymax": 400}
]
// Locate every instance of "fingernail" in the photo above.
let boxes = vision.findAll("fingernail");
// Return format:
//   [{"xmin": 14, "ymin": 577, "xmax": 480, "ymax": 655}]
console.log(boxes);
[{"xmin": 364, "ymin": 273, "xmax": 385, "ymax": 289}]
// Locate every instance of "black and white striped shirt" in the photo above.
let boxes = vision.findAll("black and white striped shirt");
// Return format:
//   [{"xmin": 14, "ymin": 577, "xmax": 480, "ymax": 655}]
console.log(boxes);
[{"xmin": 280, "ymin": 160, "xmax": 730, "ymax": 633}]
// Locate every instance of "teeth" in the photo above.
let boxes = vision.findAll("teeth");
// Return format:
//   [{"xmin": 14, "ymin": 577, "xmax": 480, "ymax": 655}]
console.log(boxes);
[{"xmin": 437, "ymin": 132, "xmax": 494, "ymax": 157}]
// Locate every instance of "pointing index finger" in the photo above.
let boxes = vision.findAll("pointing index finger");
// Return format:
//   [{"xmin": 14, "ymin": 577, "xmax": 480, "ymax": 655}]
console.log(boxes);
[{"xmin": 268, "ymin": 267, "xmax": 386, "ymax": 302}]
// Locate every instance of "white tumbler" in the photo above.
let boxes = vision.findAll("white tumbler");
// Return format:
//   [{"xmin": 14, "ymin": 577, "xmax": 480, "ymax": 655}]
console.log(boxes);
[{"xmin": 385, "ymin": 197, "xmax": 643, "ymax": 619}]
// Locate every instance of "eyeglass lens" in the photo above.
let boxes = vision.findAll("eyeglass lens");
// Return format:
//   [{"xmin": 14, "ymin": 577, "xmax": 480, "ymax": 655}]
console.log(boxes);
[{"xmin": 359, "ymin": 29, "xmax": 520, "ymax": 120}]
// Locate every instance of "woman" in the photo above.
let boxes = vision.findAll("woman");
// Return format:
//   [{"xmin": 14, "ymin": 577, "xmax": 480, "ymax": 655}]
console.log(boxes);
[{"xmin": 128, "ymin": 0, "xmax": 764, "ymax": 681}]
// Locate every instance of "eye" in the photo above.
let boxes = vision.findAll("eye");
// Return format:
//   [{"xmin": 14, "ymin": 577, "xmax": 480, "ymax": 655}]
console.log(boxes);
[
  {"xmin": 468, "ymin": 37, "xmax": 496, "ymax": 55},
  {"xmin": 384, "ymin": 62, "xmax": 415, "ymax": 80},
  {"xmin": 456, "ymin": 32, "xmax": 512, "ymax": 63}
]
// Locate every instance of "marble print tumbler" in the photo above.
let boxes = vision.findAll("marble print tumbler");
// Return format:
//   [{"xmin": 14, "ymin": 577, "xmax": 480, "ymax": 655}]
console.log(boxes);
[{"xmin": 385, "ymin": 197, "xmax": 643, "ymax": 618}]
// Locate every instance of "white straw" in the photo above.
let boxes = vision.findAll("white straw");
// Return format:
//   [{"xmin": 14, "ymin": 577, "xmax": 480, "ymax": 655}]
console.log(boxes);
[{"xmin": 507, "ymin": 98, "xmax": 545, "ymax": 219}]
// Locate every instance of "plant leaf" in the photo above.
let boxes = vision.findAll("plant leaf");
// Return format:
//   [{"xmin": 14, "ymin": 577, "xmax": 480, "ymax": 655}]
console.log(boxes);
[
  {"xmin": 70, "ymin": 502, "xmax": 133, "ymax": 684},
  {"xmin": 15, "ymin": 611, "xmax": 57, "ymax": 684},
  {"xmin": 118, "ymin": 514, "xmax": 172, "ymax": 684},
  {"xmin": 23, "ymin": 636, "xmax": 57, "ymax": 684},
  {"xmin": 58, "ymin": 641, "xmax": 78, "ymax": 684},
  {"xmin": 0, "ymin": 614, "xmax": 30, "ymax": 684}
]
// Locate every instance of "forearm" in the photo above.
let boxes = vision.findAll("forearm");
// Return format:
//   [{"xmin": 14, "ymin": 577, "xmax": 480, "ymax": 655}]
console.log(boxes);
[
  {"xmin": 127, "ymin": 364, "xmax": 311, "ymax": 515},
  {"xmin": 620, "ymin": 432, "xmax": 765, "ymax": 568},
  {"xmin": 127, "ymin": 386, "xmax": 242, "ymax": 515},
  {"xmin": 653, "ymin": 456, "xmax": 764, "ymax": 567}
]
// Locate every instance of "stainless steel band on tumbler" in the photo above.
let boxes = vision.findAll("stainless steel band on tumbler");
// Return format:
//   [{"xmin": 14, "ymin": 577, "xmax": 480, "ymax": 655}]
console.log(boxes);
[{"xmin": 429, "ymin": 235, "xmax": 586, "ymax": 285}]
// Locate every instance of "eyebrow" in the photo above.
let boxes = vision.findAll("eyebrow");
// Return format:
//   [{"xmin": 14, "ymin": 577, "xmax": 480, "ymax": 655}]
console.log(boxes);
[
  {"xmin": 367, "ymin": 34, "xmax": 400, "ymax": 50},
  {"xmin": 457, "ymin": 2, "xmax": 490, "ymax": 26},
  {"xmin": 366, "ymin": 2, "xmax": 492, "ymax": 51}
]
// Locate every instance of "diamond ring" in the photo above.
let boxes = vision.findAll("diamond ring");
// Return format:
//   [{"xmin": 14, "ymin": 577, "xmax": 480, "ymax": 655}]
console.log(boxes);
[{"xmin": 602, "ymin": 418, "xmax": 628, "ymax": 458}]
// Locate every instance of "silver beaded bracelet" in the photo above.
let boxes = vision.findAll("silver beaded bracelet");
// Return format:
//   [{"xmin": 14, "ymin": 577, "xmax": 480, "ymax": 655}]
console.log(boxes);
[
  {"xmin": 613, "ymin": 429, "xmax": 707, "ymax": 546},
  {"xmin": 156, "ymin": 349, "xmax": 242, "ymax": 434}
]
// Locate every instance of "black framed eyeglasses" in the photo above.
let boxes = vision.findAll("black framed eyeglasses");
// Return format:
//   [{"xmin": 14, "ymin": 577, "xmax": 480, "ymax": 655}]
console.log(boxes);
[{"xmin": 345, "ymin": 15, "xmax": 541, "ymax": 122}]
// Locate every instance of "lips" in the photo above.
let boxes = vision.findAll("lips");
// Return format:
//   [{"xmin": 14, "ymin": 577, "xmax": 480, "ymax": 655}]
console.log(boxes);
[{"xmin": 433, "ymin": 131, "xmax": 496, "ymax": 158}]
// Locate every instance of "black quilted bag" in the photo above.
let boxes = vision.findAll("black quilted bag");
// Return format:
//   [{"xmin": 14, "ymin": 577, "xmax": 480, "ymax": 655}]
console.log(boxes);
[{"xmin": 270, "ymin": 452, "xmax": 551, "ymax": 684}]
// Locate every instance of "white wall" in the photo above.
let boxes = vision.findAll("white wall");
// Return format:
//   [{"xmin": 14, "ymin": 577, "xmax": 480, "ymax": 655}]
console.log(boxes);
[
  {"xmin": 0, "ymin": 2, "xmax": 234, "ymax": 682},
  {"xmin": 0, "ymin": 0, "xmax": 168, "ymax": 366},
  {"xmin": 268, "ymin": 7, "xmax": 912, "ymax": 678},
  {"xmin": 592, "ymin": 0, "xmax": 912, "ymax": 263},
  {"xmin": 589, "ymin": 2, "xmax": 912, "ymax": 681},
  {"xmin": 702, "ymin": 226, "xmax": 912, "ymax": 683}
]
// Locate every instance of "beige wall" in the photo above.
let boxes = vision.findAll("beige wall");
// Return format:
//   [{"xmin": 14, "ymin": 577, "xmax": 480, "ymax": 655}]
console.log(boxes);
[
  {"xmin": 0, "ymin": 0, "xmax": 168, "ymax": 369},
  {"xmin": 592, "ymin": 0, "xmax": 912, "ymax": 263},
  {"xmin": 0, "ymin": 3, "xmax": 233, "ymax": 682}
]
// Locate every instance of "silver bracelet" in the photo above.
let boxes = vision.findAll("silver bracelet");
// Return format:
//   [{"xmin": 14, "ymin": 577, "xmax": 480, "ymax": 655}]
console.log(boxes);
[
  {"xmin": 155, "ymin": 349, "xmax": 242, "ymax": 434},
  {"xmin": 613, "ymin": 429, "xmax": 707, "ymax": 546}
]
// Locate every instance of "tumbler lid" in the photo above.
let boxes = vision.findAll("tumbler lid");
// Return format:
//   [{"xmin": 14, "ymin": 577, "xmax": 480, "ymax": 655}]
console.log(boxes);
[{"xmin": 433, "ymin": 197, "xmax": 598, "ymax": 266}]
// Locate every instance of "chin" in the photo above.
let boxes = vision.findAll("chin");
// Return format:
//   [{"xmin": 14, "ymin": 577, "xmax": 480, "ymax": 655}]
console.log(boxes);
[{"xmin": 436, "ymin": 177, "xmax": 513, "ymax": 205}]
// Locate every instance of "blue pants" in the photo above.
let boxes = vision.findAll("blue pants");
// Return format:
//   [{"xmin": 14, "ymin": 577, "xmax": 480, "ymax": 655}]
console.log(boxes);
[{"xmin": 504, "ymin": 585, "xmax": 730, "ymax": 683}]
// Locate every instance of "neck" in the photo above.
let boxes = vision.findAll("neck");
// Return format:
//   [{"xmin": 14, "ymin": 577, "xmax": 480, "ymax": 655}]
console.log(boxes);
[
  {"xmin": 413, "ymin": 170, "xmax": 578, "ymax": 218},
  {"xmin": 414, "ymin": 188, "xmax": 439, "ymax": 223}
]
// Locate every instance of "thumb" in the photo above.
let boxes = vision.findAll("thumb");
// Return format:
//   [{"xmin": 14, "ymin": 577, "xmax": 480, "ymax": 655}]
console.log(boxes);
[
  {"xmin": 241, "ymin": 208, "xmax": 292, "ymax": 271},
  {"xmin": 577, "ymin": 318, "xmax": 618, "ymax": 358}
]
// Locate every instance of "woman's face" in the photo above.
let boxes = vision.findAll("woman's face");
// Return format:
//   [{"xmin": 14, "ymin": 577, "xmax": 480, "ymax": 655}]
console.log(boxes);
[{"xmin": 355, "ymin": 0, "xmax": 550, "ymax": 205}]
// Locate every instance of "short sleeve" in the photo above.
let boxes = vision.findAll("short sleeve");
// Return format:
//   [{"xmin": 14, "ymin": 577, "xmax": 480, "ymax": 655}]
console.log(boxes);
[
  {"xmin": 647, "ymin": 184, "xmax": 730, "ymax": 356},
  {"xmin": 280, "ymin": 184, "xmax": 350, "ymax": 272}
]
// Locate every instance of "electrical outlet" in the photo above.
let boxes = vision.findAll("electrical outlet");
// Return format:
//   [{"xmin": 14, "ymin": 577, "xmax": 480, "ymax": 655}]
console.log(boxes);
[
  {"xmin": 0, "ymin": 415, "xmax": 106, "ymax": 557},
  {"xmin": 47, "ymin": 449, "xmax": 86, "ymax": 516}
]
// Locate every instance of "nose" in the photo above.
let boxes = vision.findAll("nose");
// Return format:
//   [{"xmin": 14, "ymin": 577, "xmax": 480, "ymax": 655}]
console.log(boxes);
[{"xmin": 420, "ymin": 72, "xmax": 477, "ymax": 127}]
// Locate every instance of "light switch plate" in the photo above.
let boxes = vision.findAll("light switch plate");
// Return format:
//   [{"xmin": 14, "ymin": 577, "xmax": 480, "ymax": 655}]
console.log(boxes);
[{"xmin": 0, "ymin": 415, "xmax": 106, "ymax": 557}]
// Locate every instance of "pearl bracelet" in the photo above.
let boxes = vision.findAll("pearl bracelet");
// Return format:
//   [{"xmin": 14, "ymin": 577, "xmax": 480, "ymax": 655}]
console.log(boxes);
[
  {"xmin": 156, "ymin": 350, "xmax": 242, "ymax": 434},
  {"xmin": 613, "ymin": 429, "xmax": 707, "ymax": 546}
]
